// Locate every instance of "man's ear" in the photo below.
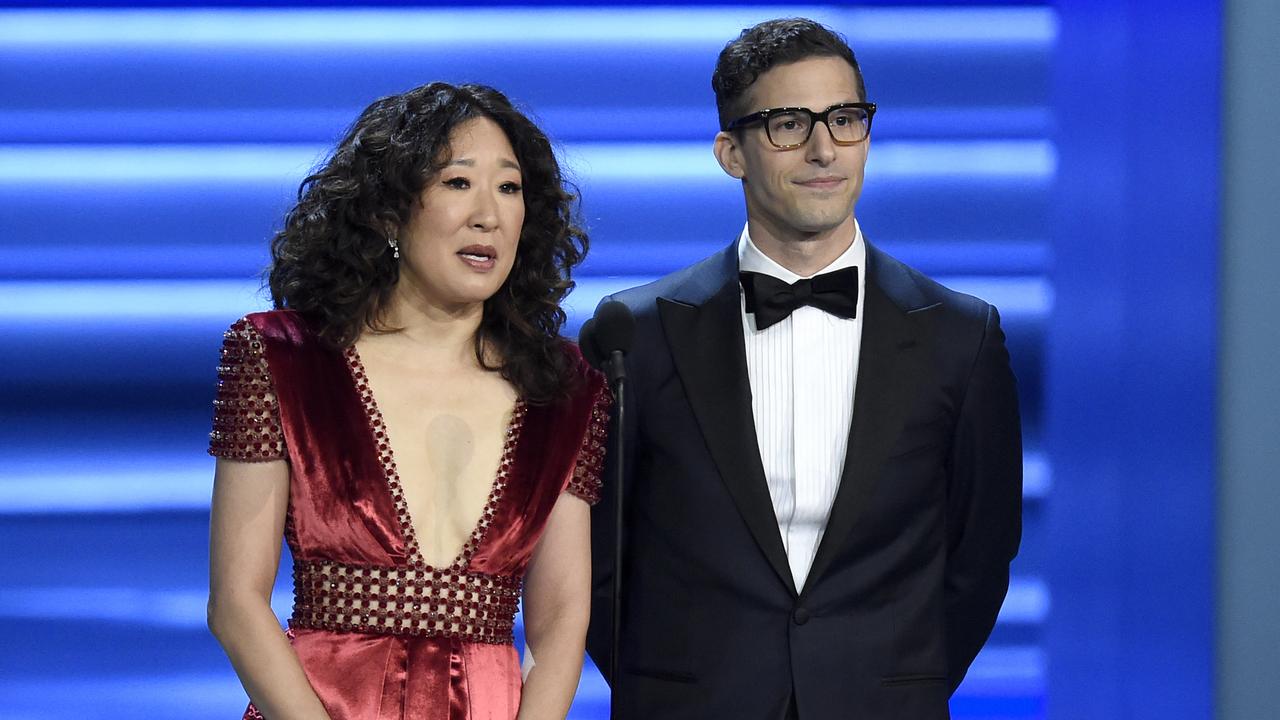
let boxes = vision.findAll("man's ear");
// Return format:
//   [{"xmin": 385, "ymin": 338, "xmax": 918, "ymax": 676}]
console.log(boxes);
[{"xmin": 713, "ymin": 131, "xmax": 746, "ymax": 180}]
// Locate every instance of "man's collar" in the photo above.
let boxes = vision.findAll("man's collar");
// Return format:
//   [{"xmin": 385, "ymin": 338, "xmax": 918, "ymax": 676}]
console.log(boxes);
[{"xmin": 736, "ymin": 219, "xmax": 865, "ymax": 283}]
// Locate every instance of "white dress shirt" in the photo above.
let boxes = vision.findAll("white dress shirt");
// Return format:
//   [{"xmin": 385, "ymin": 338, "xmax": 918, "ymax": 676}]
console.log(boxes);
[{"xmin": 738, "ymin": 221, "xmax": 867, "ymax": 590}]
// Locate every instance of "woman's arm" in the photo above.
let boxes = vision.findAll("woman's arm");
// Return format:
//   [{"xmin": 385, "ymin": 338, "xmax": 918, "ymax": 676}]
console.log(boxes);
[
  {"xmin": 208, "ymin": 457, "xmax": 331, "ymax": 720},
  {"xmin": 517, "ymin": 492, "xmax": 593, "ymax": 720}
]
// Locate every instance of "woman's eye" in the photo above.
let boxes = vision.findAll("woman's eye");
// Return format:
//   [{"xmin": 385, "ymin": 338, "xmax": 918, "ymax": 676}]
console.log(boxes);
[
  {"xmin": 443, "ymin": 177, "xmax": 470, "ymax": 189},
  {"xmin": 500, "ymin": 182, "xmax": 523, "ymax": 194}
]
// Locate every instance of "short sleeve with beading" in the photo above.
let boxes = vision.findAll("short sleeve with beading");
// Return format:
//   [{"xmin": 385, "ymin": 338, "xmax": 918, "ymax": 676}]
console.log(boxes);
[
  {"xmin": 208, "ymin": 317, "xmax": 286, "ymax": 461},
  {"xmin": 565, "ymin": 381, "xmax": 610, "ymax": 505}
]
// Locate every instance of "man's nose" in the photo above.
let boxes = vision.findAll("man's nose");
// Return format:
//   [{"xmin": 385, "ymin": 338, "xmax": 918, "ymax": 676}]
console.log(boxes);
[{"xmin": 805, "ymin": 121, "xmax": 839, "ymax": 164}]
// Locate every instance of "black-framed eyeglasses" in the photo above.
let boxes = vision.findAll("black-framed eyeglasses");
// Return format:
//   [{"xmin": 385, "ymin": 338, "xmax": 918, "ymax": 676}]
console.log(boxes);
[{"xmin": 725, "ymin": 102, "xmax": 877, "ymax": 149}]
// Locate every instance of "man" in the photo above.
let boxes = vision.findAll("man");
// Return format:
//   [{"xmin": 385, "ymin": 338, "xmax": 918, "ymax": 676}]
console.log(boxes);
[{"xmin": 586, "ymin": 18, "xmax": 1022, "ymax": 720}]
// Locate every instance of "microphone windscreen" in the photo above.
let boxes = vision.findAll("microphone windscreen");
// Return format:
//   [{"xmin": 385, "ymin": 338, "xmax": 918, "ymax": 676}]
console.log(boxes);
[
  {"xmin": 577, "ymin": 318, "xmax": 605, "ymax": 369},
  {"xmin": 593, "ymin": 300, "xmax": 635, "ymax": 355}
]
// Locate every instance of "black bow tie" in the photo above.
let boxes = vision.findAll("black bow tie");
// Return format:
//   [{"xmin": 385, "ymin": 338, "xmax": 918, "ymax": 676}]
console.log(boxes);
[{"xmin": 739, "ymin": 267, "xmax": 859, "ymax": 330}]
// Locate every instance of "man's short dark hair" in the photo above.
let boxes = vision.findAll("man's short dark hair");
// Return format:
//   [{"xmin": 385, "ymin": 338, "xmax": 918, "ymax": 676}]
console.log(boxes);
[{"xmin": 712, "ymin": 17, "xmax": 866, "ymax": 131}]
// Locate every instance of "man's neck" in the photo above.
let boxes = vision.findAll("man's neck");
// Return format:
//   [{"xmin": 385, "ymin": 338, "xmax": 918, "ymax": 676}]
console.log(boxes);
[{"xmin": 746, "ymin": 216, "xmax": 858, "ymax": 277}]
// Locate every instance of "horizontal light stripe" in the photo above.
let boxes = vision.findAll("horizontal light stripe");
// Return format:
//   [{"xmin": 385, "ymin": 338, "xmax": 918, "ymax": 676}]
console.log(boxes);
[
  {"xmin": 0, "ymin": 8, "xmax": 1053, "ymax": 47},
  {"xmin": 0, "ymin": 140, "xmax": 1056, "ymax": 184},
  {"xmin": 964, "ymin": 645, "xmax": 1046, "ymax": 684},
  {"xmin": 0, "ymin": 144, "xmax": 327, "ymax": 183},
  {"xmin": 939, "ymin": 276, "xmax": 1054, "ymax": 317},
  {"xmin": 866, "ymin": 141, "xmax": 1056, "ymax": 179},
  {"xmin": 569, "ymin": 140, "xmax": 1056, "ymax": 181},
  {"xmin": 2, "ymin": 674, "xmax": 610, "ymax": 719},
  {"xmin": 0, "ymin": 240, "xmax": 1054, "ymax": 281},
  {"xmin": 0, "ymin": 451, "xmax": 1050, "ymax": 514},
  {"xmin": 0, "ymin": 462, "xmax": 216, "ymax": 513},
  {"xmin": 0, "ymin": 275, "xmax": 1049, "ymax": 323},
  {"xmin": 0, "ymin": 663, "xmax": 1034, "ymax": 717},
  {"xmin": 0, "ymin": 587, "xmax": 289, "ymax": 629},
  {"xmin": 0, "ymin": 579, "xmax": 1044, "ymax": 628},
  {"xmin": 957, "ymin": 645, "xmax": 1046, "ymax": 698},
  {"xmin": 0, "ymin": 276, "xmax": 650, "ymax": 323},
  {"xmin": 561, "ymin": 277, "xmax": 656, "ymax": 328},
  {"xmin": 0, "ymin": 279, "xmax": 272, "ymax": 320},
  {"xmin": 841, "ymin": 8, "xmax": 1056, "ymax": 44},
  {"xmin": 0, "ymin": 674, "xmax": 253, "ymax": 718},
  {"xmin": 997, "ymin": 577, "xmax": 1050, "ymax": 624},
  {"xmin": 0, "ymin": 8, "xmax": 831, "ymax": 46},
  {"xmin": 0, "ymin": 106, "xmax": 1053, "ymax": 145}
]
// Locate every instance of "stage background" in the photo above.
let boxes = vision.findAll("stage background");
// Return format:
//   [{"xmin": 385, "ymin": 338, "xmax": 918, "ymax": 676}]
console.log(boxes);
[{"xmin": 1, "ymin": 1, "xmax": 1272, "ymax": 718}]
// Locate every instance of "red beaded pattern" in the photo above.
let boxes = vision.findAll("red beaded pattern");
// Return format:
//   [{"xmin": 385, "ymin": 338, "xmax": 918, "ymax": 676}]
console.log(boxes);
[
  {"xmin": 567, "ymin": 382, "xmax": 611, "ymax": 505},
  {"xmin": 290, "ymin": 559, "xmax": 521, "ymax": 644},
  {"xmin": 344, "ymin": 346, "xmax": 527, "ymax": 570},
  {"xmin": 208, "ymin": 319, "xmax": 285, "ymax": 461}
]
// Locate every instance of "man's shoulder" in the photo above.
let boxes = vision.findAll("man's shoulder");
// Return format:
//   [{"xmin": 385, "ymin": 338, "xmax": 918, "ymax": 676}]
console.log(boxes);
[
  {"xmin": 601, "ymin": 240, "xmax": 998, "ymax": 324},
  {"xmin": 869, "ymin": 244, "xmax": 993, "ymax": 322},
  {"xmin": 607, "ymin": 246, "xmax": 734, "ymax": 316}
]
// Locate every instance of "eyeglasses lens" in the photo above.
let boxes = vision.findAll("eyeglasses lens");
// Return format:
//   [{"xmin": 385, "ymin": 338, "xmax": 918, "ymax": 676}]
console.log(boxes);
[{"xmin": 765, "ymin": 108, "xmax": 869, "ymax": 148}]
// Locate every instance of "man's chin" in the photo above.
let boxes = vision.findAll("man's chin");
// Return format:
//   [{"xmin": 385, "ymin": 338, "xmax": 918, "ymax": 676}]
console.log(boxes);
[{"xmin": 786, "ymin": 209, "xmax": 855, "ymax": 237}]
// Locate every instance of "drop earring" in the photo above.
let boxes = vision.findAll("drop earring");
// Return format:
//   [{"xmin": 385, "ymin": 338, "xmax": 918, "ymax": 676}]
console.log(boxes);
[{"xmin": 388, "ymin": 236, "xmax": 400, "ymax": 260}]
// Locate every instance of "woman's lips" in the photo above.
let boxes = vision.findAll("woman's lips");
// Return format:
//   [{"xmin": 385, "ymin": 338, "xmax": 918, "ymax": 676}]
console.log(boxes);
[{"xmin": 457, "ymin": 245, "xmax": 497, "ymax": 271}]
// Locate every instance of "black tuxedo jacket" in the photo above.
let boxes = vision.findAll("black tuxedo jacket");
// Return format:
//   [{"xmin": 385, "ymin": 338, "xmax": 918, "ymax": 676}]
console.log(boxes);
[{"xmin": 586, "ymin": 241, "xmax": 1022, "ymax": 720}]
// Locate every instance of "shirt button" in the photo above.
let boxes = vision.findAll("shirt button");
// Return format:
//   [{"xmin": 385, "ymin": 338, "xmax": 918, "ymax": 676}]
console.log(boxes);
[{"xmin": 792, "ymin": 607, "xmax": 811, "ymax": 625}]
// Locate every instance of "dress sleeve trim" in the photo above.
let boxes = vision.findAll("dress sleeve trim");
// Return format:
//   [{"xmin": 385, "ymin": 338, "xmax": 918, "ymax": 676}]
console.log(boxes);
[
  {"xmin": 208, "ymin": 317, "xmax": 287, "ymax": 462},
  {"xmin": 565, "ymin": 379, "xmax": 610, "ymax": 505}
]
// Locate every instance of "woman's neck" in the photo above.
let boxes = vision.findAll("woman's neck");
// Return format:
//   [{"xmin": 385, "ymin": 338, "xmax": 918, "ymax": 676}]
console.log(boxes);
[{"xmin": 363, "ymin": 290, "xmax": 486, "ymax": 368}]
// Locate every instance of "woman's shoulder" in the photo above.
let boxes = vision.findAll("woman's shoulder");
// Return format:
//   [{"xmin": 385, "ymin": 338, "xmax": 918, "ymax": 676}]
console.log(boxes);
[
  {"xmin": 225, "ymin": 309, "xmax": 330, "ymax": 350},
  {"xmin": 219, "ymin": 310, "xmax": 338, "ymax": 373},
  {"xmin": 557, "ymin": 339, "xmax": 606, "ymax": 394},
  {"xmin": 233, "ymin": 308, "xmax": 306, "ymax": 337}
]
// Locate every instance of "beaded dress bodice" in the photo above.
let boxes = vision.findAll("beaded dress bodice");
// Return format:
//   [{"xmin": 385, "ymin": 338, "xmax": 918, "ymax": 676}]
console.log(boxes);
[{"xmin": 209, "ymin": 310, "xmax": 608, "ymax": 720}]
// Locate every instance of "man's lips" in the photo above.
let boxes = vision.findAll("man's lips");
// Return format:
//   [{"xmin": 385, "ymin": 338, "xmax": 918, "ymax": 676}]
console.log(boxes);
[{"xmin": 795, "ymin": 176, "xmax": 846, "ymax": 189}]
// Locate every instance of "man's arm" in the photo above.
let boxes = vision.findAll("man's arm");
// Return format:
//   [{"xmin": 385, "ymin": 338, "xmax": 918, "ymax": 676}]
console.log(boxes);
[{"xmin": 943, "ymin": 304, "xmax": 1024, "ymax": 693}]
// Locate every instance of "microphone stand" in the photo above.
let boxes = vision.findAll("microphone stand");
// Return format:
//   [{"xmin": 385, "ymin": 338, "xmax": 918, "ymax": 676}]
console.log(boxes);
[{"xmin": 607, "ymin": 349, "xmax": 626, "ymax": 720}]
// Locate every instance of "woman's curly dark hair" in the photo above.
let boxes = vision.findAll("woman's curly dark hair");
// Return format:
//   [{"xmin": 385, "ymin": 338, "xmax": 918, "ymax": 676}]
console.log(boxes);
[{"xmin": 268, "ymin": 82, "xmax": 588, "ymax": 404}]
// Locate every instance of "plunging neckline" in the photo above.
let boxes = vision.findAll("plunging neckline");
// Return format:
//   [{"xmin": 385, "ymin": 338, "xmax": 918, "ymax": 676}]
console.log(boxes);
[{"xmin": 344, "ymin": 345, "xmax": 527, "ymax": 571}]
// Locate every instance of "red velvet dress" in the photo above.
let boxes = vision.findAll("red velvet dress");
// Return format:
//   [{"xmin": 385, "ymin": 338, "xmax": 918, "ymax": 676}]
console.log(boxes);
[{"xmin": 209, "ymin": 310, "xmax": 608, "ymax": 720}]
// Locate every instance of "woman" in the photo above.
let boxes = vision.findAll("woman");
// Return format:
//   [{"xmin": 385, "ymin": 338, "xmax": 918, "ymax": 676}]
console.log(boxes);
[{"xmin": 206, "ymin": 82, "xmax": 607, "ymax": 720}]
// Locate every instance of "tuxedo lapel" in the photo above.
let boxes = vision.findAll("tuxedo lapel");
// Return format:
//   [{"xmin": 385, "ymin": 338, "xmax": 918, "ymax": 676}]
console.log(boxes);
[
  {"xmin": 657, "ymin": 247, "xmax": 798, "ymax": 597},
  {"xmin": 802, "ymin": 245, "xmax": 934, "ymax": 597}
]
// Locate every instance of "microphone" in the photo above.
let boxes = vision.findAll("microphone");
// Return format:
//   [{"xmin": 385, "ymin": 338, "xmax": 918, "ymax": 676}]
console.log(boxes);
[
  {"xmin": 579, "ymin": 300, "xmax": 634, "ymax": 698},
  {"xmin": 578, "ymin": 317, "xmax": 604, "ymax": 369},
  {"xmin": 589, "ymin": 300, "xmax": 635, "ymax": 388}
]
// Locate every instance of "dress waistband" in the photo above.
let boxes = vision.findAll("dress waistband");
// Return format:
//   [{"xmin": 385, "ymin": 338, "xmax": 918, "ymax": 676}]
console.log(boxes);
[{"xmin": 290, "ymin": 559, "xmax": 521, "ymax": 644}]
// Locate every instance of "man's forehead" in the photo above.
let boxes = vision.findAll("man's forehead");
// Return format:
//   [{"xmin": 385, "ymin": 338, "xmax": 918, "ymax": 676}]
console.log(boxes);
[{"xmin": 744, "ymin": 57, "xmax": 862, "ymax": 109}]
